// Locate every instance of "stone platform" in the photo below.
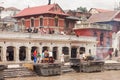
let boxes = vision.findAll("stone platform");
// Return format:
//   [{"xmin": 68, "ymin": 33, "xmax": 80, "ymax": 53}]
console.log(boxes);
[{"xmin": 104, "ymin": 60, "xmax": 120, "ymax": 70}]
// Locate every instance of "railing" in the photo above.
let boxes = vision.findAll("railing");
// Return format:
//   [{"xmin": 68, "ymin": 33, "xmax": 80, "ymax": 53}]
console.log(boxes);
[
  {"xmin": 74, "ymin": 23, "xmax": 112, "ymax": 30},
  {"xmin": 0, "ymin": 31, "xmax": 97, "ymax": 42}
]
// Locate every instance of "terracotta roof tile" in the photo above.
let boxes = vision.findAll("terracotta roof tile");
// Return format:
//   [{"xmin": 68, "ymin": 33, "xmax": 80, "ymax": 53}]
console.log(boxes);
[
  {"xmin": 87, "ymin": 10, "xmax": 120, "ymax": 23},
  {"xmin": 89, "ymin": 8, "xmax": 112, "ymax": 14},
  {"xmin": 94, "ymin": 8, "xmax": 111, "ymax": 13},
  {"xmin": 15, "ymin": 4, "xmax": 67, "ymax": 17}
]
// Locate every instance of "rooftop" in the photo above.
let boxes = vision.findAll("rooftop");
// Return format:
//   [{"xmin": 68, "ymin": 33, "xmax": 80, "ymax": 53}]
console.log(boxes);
[
  {"xmin": 14, "ymin": 4, "xmax": 68, "ymax": 17},
  {"xmin": 89, "ymin": 8, "xmax": 112, "ymax": 13},
  {"xmin": 87, "ymin": 10, "xmax": 120, "ymax": 23}
]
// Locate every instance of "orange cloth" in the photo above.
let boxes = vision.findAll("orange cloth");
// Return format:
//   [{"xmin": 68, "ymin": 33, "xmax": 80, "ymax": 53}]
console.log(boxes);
[{"xmin": 33, "ymin": 50, "xmax": 37, "ymax": 57}]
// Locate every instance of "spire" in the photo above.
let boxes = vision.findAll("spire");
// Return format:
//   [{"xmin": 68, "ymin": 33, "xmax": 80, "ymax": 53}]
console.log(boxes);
[{"xmin": 48, "ymin": 0, "xmax": 51, "ymax": 5}]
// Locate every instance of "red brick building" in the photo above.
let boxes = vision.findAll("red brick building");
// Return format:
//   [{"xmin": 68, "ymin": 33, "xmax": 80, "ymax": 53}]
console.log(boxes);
[
  {"xmin": 74, "ymin": 10, "xmax": 120, "ymax": 58},
  {"xmin": 74, "ymin": 10, "xmax": 120, "ymax": 47},
  {"xmin": 14, "ymin": 4, "xmax": 78, "ymax": 34}
]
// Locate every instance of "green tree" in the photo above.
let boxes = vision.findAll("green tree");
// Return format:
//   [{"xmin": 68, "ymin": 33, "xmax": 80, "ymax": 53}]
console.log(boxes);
[{"xmin": 77, "ymin": 7, "xmax": 88, "ymax": 13}]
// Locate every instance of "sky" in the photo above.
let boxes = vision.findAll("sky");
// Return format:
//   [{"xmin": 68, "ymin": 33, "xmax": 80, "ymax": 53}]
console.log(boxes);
[{"xmin": 1, "ymin": 0, "xmax": 120, "ymax": 11}]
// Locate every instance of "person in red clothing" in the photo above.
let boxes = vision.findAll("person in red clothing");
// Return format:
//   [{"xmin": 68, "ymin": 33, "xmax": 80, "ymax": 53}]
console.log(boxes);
[
  {"xmin": 108, "ymin": 48, "xmax": 113, "ymax": 60},
  {"xmin": 33, "ymin": 49, "xmax": 37, "ymax": 63}
]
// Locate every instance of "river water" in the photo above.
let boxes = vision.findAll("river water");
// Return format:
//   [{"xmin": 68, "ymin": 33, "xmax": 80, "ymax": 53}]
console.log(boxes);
[{"xmin": 6, "ymin": 70, "xmax": 120, "ymax": 80}]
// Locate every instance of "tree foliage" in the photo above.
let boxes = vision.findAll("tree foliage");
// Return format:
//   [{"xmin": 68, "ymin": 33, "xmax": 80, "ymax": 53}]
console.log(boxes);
[{"xmin": 77, "ymin": 7, "xmax": 88, "ymax": 13}]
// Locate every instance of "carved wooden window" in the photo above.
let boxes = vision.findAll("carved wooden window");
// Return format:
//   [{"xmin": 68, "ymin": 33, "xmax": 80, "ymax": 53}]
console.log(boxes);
[
  {"xmin": 31, "ymin": 18, "xmax": 34, "ymax": 27},
  {"xmin": 40, "ymin": 17, "xmax": 43, "ymax": 26}
]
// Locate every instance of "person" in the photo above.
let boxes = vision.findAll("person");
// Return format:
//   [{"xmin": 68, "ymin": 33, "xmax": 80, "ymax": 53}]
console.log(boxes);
[
  {"xmin": 60, "ymin": 53, "xmax": 64, "ymax": 64},
  {"xmin": 108, "ymin": 49, "xmax": 112, "ymax": 60},
  {"xmin": 44, "ymin": 50, "xmax": 49, "ymax": 58},
  {"xmin": 37, "ymin": 52, "xmax": 41, "ymax": 63},
  {"xmin": 42, "ymin": 50, "xmax": 49, "ymax": 63},
  {"xmin": 33, "ymin": 49, "xmax": 37, "ymax": 63},
  {"xmin": 49, "ymin": 57, "xmax": 54, "ymax": 63}
]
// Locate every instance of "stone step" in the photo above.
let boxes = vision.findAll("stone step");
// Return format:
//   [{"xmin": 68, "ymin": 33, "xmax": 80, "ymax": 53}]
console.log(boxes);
[
  {"xmin": 104, "ymin": 62, "xmax": 120, "ymax": 70},
  {"xmin": 3, "ymin": 67, "xmax": 37, "ymax": 78},
  {"xmin": 61, "ymin": 68, "xmax": 74, "ymax": 73},
  {"xmin": 4, "ymin": 67, "xmax": 28, "ymax": 72},
  {"xmin": 61, "ymin": 65, "xmax": 74, "ymax": 73}
]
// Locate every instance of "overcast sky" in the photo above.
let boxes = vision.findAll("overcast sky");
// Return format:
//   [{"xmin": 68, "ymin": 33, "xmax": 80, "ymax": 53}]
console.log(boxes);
[{"xmin": 1, "ymin": 0, "xmax": 120, "ymax": 10}]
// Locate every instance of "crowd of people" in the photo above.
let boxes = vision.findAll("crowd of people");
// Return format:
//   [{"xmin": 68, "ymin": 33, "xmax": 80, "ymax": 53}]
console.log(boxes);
[
  {"xmin": 32, "ymin": 49, "xmax": 65, "ymax": 64},
  {"xmin": 32, "ymin": 49, "xmax": 53, "ymax": 63}
]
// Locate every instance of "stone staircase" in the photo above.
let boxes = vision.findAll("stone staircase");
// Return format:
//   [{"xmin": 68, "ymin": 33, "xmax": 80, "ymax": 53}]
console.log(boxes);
[
  {"xmin": 3, "ymin": 63, "xmax": 75, "ymax": 78},
  {"xmin": 3, "ymin": 64, "xmax": 37, "ymax": 78},
  {"xmin": 61, "ymin": 63, "xmax": 74, "ymax": 73}
]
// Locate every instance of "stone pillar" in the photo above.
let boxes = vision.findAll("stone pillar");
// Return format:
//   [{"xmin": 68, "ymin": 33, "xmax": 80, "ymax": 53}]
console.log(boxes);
[
  {"xmin": 77, "ymin": 47, "xmax": 80, "ymax": 58},
  {"xmin": 69, "ymin": 46, "xmax": 71, "ymax": 58},
  {"xmin": 58, "ymin": 46, "xmax": 62, "ymax": 60},
  {"xmin": 26, "ymin": 47, "xmax": 32, "ymax": 61},
  {"xmin": 2, "ymin": 46, "xmax": 6, "ymax": 62},
  {"xmin": 38, "ymin": 46, "xmax": 42, "ymax": 54},
  {"xmin": 0, "ymin": 47, "xmax": 2, "ymax": 61},
  {"xmin": 49, "ymin": 46, "xmax": 53, "ymax": 51},
  {"xmin": 14, "ymin": 47, "xmax": 19, "ymax": 62}
]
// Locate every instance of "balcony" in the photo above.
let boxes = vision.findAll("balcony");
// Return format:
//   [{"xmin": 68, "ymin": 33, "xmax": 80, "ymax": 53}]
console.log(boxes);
[{"xmin": 74, "ymin": 23, "xmax": 112, "ymax": 30}]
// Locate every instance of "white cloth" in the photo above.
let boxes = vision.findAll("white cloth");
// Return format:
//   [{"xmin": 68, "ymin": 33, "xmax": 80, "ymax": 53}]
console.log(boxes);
[
  {"xmin": 80, "ymin": 54, "xmax": 86, "ymax": 59},
  {"xmin": 49, "ymin": 52, "xmax": 53, "ymax": 57}
]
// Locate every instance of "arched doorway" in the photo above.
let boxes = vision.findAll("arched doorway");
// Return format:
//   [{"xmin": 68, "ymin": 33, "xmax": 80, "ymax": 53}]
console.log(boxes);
[
  {"xmin": 31, "ymin": 46, "xmax": 38, "ymax": 60},
  {"xmin": 71, "ymin": 47, "xmax": 77, "ymax": 58},
  {"xmin": 7, "ymin": 46, "xmax": 14, "ymax": 61},
  {"xmin": 62, "ymin": 47, "xmax": 69, "ymax": 62},
  {"xmin": 62, "ymin": 47, "xmax": 69, "ymax": 55},
  {"xmin": 42, "ymin": 46, "xmax": 49, "ymax": 52},
  {"xmin": 19, "ymin": 46, "xmax": 26, "ymax": 61},
  {"xmin": 53, "ymin": 47, "xmax": 58, "ymax": 60},
  {"xmin": 80, "ymin": 47, "xmax": 85, "ymax": 54}
]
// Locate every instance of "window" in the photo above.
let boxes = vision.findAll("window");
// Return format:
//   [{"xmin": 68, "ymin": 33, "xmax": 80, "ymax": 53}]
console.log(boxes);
[
  {"xmin": 79, "ymin": 47, "xmax": 85, "ymax": 54},
  {"xmin": 40, "ymin": 17, "xmax": 43, "ymax": 26},
  {"xmin": 65, "ymin": 20, "xmax": 69, "ymax": 28},
  {"xmin": 62, "ymin": 47, "xmax": 69, "ymax": 55},
  {"xmin": 31, "ymin": 18, "xmax": 34, "ymax": 27},
  {"xmin": 100, "ymin": 32, "xmax": 104, "ymax": 46},
  {"xmin": 21, "ymin": 19, "xmax": 25, "ymax": 26},
  {"xmin": 106, "ymin": 37, "xmax": 110, "ymax": 47},
  {"xmin": 55, "ymin": 17, "xmax": 58, "ymax": 26}
]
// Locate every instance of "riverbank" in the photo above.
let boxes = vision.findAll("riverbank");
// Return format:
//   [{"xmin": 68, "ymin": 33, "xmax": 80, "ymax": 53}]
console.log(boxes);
[{"xmin": 5, "ymin": 70, "xmax": 120, "ymax": 80}]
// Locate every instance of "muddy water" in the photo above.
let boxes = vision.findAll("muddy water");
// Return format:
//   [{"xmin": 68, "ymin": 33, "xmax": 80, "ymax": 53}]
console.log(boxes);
[{"xmin": 6, "ymin": 70, "xmax": 120, "ymax": 80}]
